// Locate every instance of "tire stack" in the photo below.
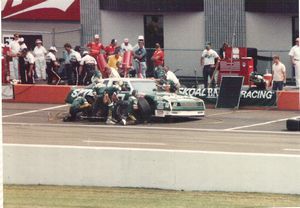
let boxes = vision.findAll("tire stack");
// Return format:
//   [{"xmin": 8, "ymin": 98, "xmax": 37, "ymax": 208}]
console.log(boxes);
[{"xmin": 286, "ymin": 118, "xmax": 300, "ymax": 131}]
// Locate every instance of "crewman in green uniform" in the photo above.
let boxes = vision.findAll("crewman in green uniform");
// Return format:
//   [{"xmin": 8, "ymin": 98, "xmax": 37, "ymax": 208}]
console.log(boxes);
[{"xmin": 63, "ymin": 96, "xmax": 91, "ymax": 121}]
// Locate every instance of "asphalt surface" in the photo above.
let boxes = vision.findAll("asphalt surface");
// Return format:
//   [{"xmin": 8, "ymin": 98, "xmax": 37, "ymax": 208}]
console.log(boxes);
[{"xmin": 2, "ymin": 102, "xmax": 300, "ymax": 155}]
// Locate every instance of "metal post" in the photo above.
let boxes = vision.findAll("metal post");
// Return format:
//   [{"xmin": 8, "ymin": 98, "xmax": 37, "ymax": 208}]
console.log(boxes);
[{"xmin": 52, "ymin": 28, "xmax": 55, "ymax": 46}]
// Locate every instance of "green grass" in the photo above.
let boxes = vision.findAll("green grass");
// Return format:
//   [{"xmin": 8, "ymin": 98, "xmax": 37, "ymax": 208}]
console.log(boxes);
[{"xmin": 4, "ymin": 185, "xmax": 300, "ymax": 208}]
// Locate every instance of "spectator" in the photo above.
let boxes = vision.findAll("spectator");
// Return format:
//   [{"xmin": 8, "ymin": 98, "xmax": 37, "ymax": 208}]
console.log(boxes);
[
  {"xmin": 21, "ymin": 48, "xmax": 35, "ymax": 84},
  {"xmin": 289, "ymin": 37, "xmax": 300, "ymax": 88},
  {"xmin": 33, "ymin": 39, "xmax": 47, "ymax": 81},
  {"xmin": 201, "ymin": 42, "xmax": 220, "ymax": 88},
  {"xmin": 64, "ymin": 43, "xmax": 81, "ymax": 85},
  {"xmin": 107, "ymin": 47, "xmax": 122, "ymax": 70},
  {"xmin": 79, "ymin": 51, "xmax": 97, "ymax": 85},
  {"xmin": 272, "ymin": 55, "xmax": 286, "ymax": 91},
  {"xmin": 133, "ymin": 39, "xmax": 147, "ymax": 78},
  {"xmin": 87, "ymin": 34, "xmax": 105, "ymax": 58},
  {"xmin": 105, "ymin": 39, "xmax": 118, "ymax": 58},
  {"xmin": 120, "ymin": 38, "xmax": 133, "ymax": 54},
  {"xmin": 151, "ymin": 43, "xmax": 164, "ymax": 77},
  {"xmin": 8, "ymin": 33, "xmax": 20, "ymax": 80},
  {"xmin": 46, "ymin": 46, "xmax": 61, "ymax": 85}
]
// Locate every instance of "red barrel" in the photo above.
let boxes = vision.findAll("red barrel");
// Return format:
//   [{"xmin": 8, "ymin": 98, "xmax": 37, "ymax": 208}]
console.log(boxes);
[
  {"xmin": 122, "ymin": 51, "xmax": 132, "ymax": 77},
  {"xmin": 96, "ymin": 54, "xmax": 108, "ymax": 78}
]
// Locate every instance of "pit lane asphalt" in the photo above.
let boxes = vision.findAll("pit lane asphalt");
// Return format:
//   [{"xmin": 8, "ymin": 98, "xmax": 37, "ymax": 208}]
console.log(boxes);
[{"xmin": 2, "ymin": 102, "xmax": 300, "ymax": 155}]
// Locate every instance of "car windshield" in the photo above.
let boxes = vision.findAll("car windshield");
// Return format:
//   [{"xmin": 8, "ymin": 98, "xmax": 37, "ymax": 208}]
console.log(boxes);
[{"xmin": 131, "ymin": 80, "xmax": 157, "ymax": 94}]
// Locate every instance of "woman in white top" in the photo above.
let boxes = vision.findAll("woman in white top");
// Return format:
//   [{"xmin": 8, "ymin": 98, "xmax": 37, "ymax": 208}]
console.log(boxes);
[{"xmin": 33, "ymin": 39, "xmax": 47, "ymax": 80}]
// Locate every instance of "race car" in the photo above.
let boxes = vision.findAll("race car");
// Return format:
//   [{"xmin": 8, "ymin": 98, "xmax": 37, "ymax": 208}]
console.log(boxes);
[{"xmin": 65, "ymin": 78, "xmax": 206, "ymax": 122}]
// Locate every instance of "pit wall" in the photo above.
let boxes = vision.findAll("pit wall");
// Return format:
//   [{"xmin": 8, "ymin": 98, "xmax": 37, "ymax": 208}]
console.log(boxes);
[{"xmin": 4, "ymin": 144, "xmax": 300, "ymax": 194}]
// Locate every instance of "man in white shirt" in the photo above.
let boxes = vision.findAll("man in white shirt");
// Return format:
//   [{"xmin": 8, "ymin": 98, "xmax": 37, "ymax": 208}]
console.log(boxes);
[
  {"xmin": 272, "ymin": 55, "xmax": 286, "ymax": 91},
  {"xmin": 201, "ymin": 42, "xmax": 220, "ymax": 88},
  {"xmin": 21, "ymin": 48, "xmax": 35, "ymax": 84},
  {"xmin": 46, "ymin": 46, "xmax": 61, "ymax": 85},
  {"xmin": 33, "ymin": 39, "xmax": 47, "ymax": 81},
  {"xmin": 120, "ymin": 38, "xmax": 133, "ymax": 54},
  {"xmin": 289, "ymin": 37, "xmax": 300, "ymax": 88},
  {"xmin": 162, "ymin": 66, "xmax": 180, "ymax": 92},
  {"xmin": 64, "ymin": 43, "xmax": 81, "ymax": 85},
  {"xmin": 8, "ymin": 33, "xmax": 20, "ymax": 80},
  {"xmin": 79, "ymin": 51, "xmax": 97, "ymax": 85}
]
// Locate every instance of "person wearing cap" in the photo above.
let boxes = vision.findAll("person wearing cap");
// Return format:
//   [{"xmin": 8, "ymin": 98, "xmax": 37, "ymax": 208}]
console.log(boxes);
[
  {"xmin": 46, "ymin": 46, "xmax": 61, "ymax": 85},
  {"xmin": 289, "ymin": 37, "xmax": 300, "ymax": 87},
  {"xmin": 201, "ymin": 42, "xmax": 220, "ymax": 88},
  {"xmin": 120, "ymin": 38, "xmax": 133, "ymax": 54},
  {"xmin": 79, "ymin": 51, "xmax": 98, "ymax": 85},
  {"xmin": 33, "ymin": 39, "xmax": 47, "ymax": 81},
  {"xmin": 87, "ymin": 34, "xmax": 105, "ymax": 58},
  {"xmin": 107, "ymin": 47, "xmax": 122, "ymax": 70},
  {"xmin": 8, "ymin": 33, "xmax": 21, "ymax": 80},
  {"xmin": 20, "ymin": 48, "xmax": 35, "ymax": 84},
  {"xmin": 105, "ymin": 39, "xmax": 118, "ymax": 59},
  {"xmin": 151, "ymin": 43, "xmax": 164, "ymax": 78},
  {"xmin": 133, "ymin": 38, "xmax": 147, "ymax": 78}
]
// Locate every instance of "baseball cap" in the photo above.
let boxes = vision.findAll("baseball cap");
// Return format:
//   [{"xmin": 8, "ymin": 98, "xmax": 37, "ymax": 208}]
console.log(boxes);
[
  {"xmin": 35, "ymin": 39, "xmax": 42, "ymax": 44},
  {"xmin": 94, "ymin": 34, "xmax": 100, "ymax": 39},
  {"xmin": 18, "ymin": 37, "xmax": 24, "ymax": 43},
  {"xmin": 49, "ymin": 46, "xmax": 57, "ymax": 52},
  {"xmin": 82, "ymin": 51, "xmax": 89, "ymax": 55},
  {"xmin": 138, "ymin": 35, "xmax": 144, "ymax": 40}
]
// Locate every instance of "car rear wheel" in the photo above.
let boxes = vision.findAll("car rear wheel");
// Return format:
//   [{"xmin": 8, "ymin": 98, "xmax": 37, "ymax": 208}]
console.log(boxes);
[{"xmin": 286, "ymin": 118, "xmax": 300, "ymax": 131}]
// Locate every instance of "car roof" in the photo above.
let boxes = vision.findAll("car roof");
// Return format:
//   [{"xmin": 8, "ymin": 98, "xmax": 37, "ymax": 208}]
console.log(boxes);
[{"xmin": 103, "ymin": 78, "xmax": 155, "ymax": 82}]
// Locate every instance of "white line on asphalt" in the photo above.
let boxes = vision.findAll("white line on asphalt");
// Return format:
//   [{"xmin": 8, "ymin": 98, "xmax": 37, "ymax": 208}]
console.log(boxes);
[
  {"xmin": 4, "ymin": 143, "xmax": 300, "ymax": 158},
  {"xmin": 206, "ymin": 110, "xmax": 251, "ymax": 117},
  {"xmin": 3, "ymin": 122, "xmax": 300, "ymax": 135},
  {"xmin": 83, "ymin": 140, "xmax": 166, "ymax": 146},
  {"xmin": 283, "ymin": 149, "xmax": 300, "ymax": 152},
  {"xmin": 2, "ymin": 104, "xmax": 68, "ymax": 118},
  {"xmin": 225, "ymin": 116, "xmax": 300, "ymax": 131}
]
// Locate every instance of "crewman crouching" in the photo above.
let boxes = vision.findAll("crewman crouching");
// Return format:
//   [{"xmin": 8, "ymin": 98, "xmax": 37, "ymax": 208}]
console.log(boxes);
[{"xmin": 63, "ymin": 96, "xmax": 92, "ymax": 122}]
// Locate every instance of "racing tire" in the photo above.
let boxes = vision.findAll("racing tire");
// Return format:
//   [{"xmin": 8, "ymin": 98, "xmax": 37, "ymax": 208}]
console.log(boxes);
[
  {"xmin": 286, "ymin": 118, "xmax": 300, "ymax": 131},
  {"xmin": 137, "ymin": 97, "xmax": 152, "ymax": 122}
]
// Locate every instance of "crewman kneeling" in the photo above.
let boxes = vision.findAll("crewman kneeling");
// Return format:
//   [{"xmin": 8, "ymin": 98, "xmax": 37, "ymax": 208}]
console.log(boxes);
[{"xmin": 63, "ymin": 96, "xmax": 91, "ymax": 122}]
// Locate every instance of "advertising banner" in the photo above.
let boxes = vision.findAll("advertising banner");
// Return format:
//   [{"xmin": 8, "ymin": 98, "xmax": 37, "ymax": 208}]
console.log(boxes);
[
  {"xmin": 179, "ymin": 87, "xmax": 277, "ymax": 107},
  {"xmin": 2, "ymin": 0, "xmax": 80, "ymax": 21}
]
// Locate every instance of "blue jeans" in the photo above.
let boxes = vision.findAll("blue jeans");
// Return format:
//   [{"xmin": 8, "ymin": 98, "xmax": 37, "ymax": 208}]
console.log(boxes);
[{"xmin": 133, "ymin": 60, "xmax": 147, "ymax": 78}]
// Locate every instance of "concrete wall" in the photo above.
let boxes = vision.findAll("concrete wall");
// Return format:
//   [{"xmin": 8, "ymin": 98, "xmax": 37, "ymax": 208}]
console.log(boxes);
[
  {"xmin": 246, "ymin": 12, "xmax": 294, "ymax": 76},
  {"xmin": 100, "ymin": 11, "xmax": 204, "ymax": 77},
  {"xmin": 1, "ymin": 21, "xmax": 81, "ymax": 57},
  {"xmin": 4, "ymin": 144, "xmax": 300, "ymax": 194},
  {"xmin": 164, "ymin": 12, "xmax": 204, "ymax": 77}
]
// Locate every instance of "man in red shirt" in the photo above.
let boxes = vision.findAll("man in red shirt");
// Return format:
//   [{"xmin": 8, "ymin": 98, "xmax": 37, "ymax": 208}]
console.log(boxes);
[
  {"xmin": 105, "ymin": 39, "xmax": 118, "ymax": 59},
  {"xmin": 151, "ymin": 43, "xmax": 164, "ymax": 78},
  {"xmin": 87, "ymin": 34, "xmax": 105, "ymax": 58}
]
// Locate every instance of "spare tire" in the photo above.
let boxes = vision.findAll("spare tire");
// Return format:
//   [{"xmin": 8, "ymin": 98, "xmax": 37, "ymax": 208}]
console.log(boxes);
[
  {"xmin": 286, "ymin": 118, "xmax": 300, "ymax": 131},
  {"xmin": 137, "ymin": 97, "xmax": 152, "ymax": 122}
]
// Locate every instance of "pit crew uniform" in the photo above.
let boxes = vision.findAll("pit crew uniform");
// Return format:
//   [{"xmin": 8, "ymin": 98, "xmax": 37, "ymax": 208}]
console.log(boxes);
[
  {"xmin": 87, "ymin": 42, "xmax": 105, "ymax": 58},
  {"xmin": 24, "ymin": 51, "xmax": 35, "ymax": 84},
  {"xmin": 64, "ymin": 96, "xmax": 91, "ymax": 121},
  {"xmin": 289, "ymin": 45, "xmax": 300, "ymax": 87},
  {"xmin": 9, "ymin": 39, "xmax": 20, "ymax": 80},
  {"xmin": 33, "ymin": 45, "xmax": 47, "ymax": 80},
  {"xmin": 79, "ymin": 54, "xmax": 97, "ymax": 85},
  {"xmin": 70, "ymin": 50, "xmax": 81, "ymax": 85},
  {"xmin": 46, "ymin": 52, "xmax": 60, "ymax": 85},
  {"xmin": 166, "ymin": 70, "xmax": 180, "ymax": 92}
]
